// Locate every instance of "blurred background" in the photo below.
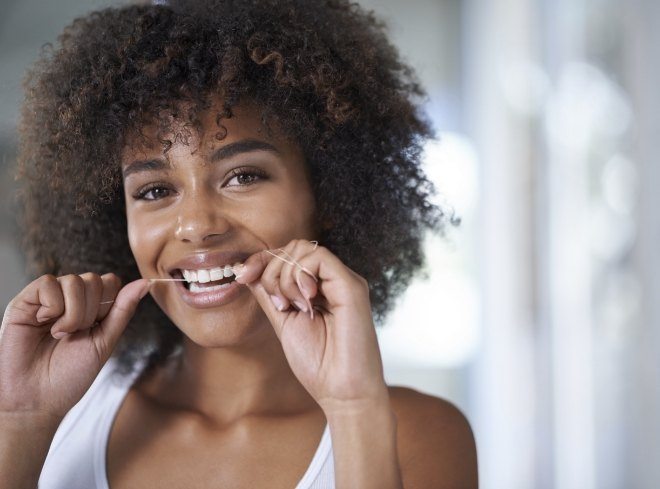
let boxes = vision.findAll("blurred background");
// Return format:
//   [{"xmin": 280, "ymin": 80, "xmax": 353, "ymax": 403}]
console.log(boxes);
[{"xmin": 1, "ymin": 0, "xmax": 658, "ymax": 488}]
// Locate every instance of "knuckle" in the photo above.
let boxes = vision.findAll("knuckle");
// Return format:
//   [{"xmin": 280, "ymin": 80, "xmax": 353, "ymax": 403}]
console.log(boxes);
[
  {"xmin": 34, "ymin": 274, "xmax": 61, "ymax": 297},
  {"xmin": 39, "ymin": 273, "xmax": 57, "ymax": 284},
  {"xmin": 86, "ymin": 274, "xmax": 104, "ymax": 293},
  {"xmin": 59, "ymin": 273, "xmax": 83, "ymax": 287},
  {"xmin": 103, "ymin": 273, "xmax": 122, "ymax": 291},
  {"xmin": 36, "ymin": 274, "xmax": 59, "ymax": 291},
  {"xmin": 80, "ymin": 271, "xmax": 101, "ymax": 283},
  {"xmin": 102, "ymin": 272, "xmax": 121, "ymax": 282},
  {"xmin": 5, "ymin": 297, "xmax": 18, "ymax": 313},
  {"xmin": 82, "ymin": 271, "xmax": 102, "ymax": 285}
]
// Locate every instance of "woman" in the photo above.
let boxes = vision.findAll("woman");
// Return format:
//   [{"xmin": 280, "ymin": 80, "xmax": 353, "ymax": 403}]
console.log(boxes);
[{"xmin": 0, "ymin": 0, "xmax": 478, "ymax": 487}]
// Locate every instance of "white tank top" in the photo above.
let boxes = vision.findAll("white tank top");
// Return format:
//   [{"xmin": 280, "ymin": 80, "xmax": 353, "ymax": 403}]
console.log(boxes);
[{"xmin": 38, "ymin": 357, "xmax": 335, "ymax": 488}]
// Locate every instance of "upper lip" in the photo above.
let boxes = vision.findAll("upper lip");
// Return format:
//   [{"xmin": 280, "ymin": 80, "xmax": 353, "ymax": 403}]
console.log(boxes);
[{"xmin": 166, "ymin": 250, "xmax": 253, "ymax": 275}]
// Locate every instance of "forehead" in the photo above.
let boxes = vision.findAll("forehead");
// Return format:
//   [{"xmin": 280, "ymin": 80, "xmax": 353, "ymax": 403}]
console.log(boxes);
[{"xmin": 120, "ymin": 100, "xmax": 271, "ymax": 162}]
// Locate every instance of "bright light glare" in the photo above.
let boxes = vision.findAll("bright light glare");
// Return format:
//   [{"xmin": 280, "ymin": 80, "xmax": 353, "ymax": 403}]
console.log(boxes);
[{"xmin": 378, "ymin": 133, "xmax": 481, "ymax": 369}]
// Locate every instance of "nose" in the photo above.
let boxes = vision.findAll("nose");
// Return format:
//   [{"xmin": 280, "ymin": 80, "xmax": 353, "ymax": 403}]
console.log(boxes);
[{"xmin": 174, "ymin": 194, "xmax": 231, "ymax": 243}]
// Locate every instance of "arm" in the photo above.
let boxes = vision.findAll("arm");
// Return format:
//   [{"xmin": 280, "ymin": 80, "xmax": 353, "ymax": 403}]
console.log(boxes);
[
  {"xmin": 395, "ymin": 391, "xmax": 479, "ymax": 488},
  {"xmin": 0, "ymin": 412, "xmax": 61, "ymax": 489},
  {"xmin": 0, "ymin": 274, "xmax": 149, "ymax": 489},
  {"xmin": 236, "ymin": 242, "xmax": 477, "ymax": 486},
  {"xmin": 326, "ymin": 391, "xmax": 479, "ymax": 489},
  {"xmin": 326, "ymin": 396, "xmax": 403, "ymax": 489}
]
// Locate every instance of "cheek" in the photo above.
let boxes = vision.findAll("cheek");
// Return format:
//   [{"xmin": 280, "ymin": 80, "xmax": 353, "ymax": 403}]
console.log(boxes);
[
  {"xmin": 245, "ymin": 186, "xmax": 316, "ymax": 245},
  {"xmin": 126, "ymin": 211, "xmax": 168, "ymax": 270}
]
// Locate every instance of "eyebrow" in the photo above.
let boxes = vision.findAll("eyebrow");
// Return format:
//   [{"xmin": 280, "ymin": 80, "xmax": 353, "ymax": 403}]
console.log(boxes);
[{"xmin": 122, "ymin": 138, "xmax": 281, "ymax": 178}]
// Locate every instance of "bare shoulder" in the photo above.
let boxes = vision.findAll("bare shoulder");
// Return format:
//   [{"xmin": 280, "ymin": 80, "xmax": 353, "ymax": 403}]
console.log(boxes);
[{"xmin": 387, "ymin": 385, "xmax": 479, "ymax": 489}]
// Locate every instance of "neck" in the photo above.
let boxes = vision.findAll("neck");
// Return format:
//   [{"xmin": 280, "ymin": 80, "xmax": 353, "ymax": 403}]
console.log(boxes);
[{"xmin": 140, "ymin": 324, "xmax": 319, "ymax": 427}]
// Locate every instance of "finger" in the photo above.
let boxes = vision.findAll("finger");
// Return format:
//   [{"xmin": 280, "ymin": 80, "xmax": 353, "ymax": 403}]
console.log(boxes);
[
  {"xmin": 243, "ymin": 280, "xmax": 290, "ymax": 341},
  {"xmin": 33, "ymin": 275, "xmax": 65, "ymax": 324},
  {"xmin": 260, "ymin": 248, "xmax": 294, "ymax": 311},
  {"xmin": 96, "ymin": 273, "xmax": 122, "ymax": 321},
  {"xmin": 295, "ymin": 268, "xmax": 318, "ymax": 301},
  {"xmin": 4, "ymin": 274, "xmax": 64, "ymax": 327},
  {"xmin": 92, "ymin": 279, "xmax": 150, "ymax": 360},
  {"xmin": 234, "ymin": 249, "xmax": 271, "ymax": 284},
  {"xmin": 287, "ymin": 245, "xmax": 367, "ymax": 309},
  {"xmin": 50, "ymin": 275, "xmax": 86, "ymax": 337},
  {"xmin": 278, "ymin": 244, "xmax": 314, "ymax": 315},
  {"xmin": 79, "ymin": 273, "xmax": 103, "ymax": 330},
  {"xmin": 270, "ymin": 283, "xmax": 291, "ymax": 312},
  {"xmin": 235, "ymin": 247, "xmax": 293, "ymax": 310}
]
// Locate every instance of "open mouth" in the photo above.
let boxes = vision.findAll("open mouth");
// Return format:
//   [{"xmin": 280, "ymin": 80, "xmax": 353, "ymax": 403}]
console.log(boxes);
[{"xmin": 172, "ymin": 267, "xmax": 238, "ymax": 292}]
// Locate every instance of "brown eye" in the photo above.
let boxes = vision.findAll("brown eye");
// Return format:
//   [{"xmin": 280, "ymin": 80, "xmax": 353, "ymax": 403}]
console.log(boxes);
[
  {"xmin": 134, "ymin": 184, "xmax": 173, "ymax": 201},
  {"xmin": 226, "ymin": 167, "xmax": 267, "ymax": 187},
  {"xmin": 236, "ymin": 173, "xmax": 258, "ymax": 185}
]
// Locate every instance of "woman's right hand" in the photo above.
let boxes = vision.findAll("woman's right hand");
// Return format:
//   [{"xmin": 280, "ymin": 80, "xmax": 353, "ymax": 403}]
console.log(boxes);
[{"xmin": 0, "ymin": 273, "xmax": 150, "ymax": 422}]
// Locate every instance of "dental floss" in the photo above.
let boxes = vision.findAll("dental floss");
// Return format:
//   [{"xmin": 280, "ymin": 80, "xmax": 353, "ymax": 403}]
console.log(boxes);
[
  {"xmin": 98, "ymin": 240, "xmax": 320, "ymax": 305},
  {"xmin": 263, "ymin": 241, "xmax": 319, "ymax": 283}
]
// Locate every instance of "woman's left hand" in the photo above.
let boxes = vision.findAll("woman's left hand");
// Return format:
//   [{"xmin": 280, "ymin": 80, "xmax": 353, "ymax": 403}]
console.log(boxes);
[{"xmin": 234, "ymin": 239, "xmax": 389, "ymax": 415}]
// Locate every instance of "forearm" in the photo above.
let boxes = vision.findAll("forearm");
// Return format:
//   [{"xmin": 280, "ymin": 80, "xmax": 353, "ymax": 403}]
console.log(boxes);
[
  {"xmin": 326, "ymin": 397, "xmax": 403, "ymax": 489},
  {"xmin": 0, "ymin": 412, "xmax": 60, "ymax": 489}
]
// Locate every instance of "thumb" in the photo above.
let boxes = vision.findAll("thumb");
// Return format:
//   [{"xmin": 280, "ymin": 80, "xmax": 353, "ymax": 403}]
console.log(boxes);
[
  {"xmin": 94, "ymin": 278, "xmax": 150, "ymax": 359},
  {"xmin": 243, "ymin": 280, "xmax": 288, "ymax": 340}
]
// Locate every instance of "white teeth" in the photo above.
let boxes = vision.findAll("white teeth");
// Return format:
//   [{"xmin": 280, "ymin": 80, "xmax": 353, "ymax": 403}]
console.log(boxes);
[
  {"xmin": 210, "ymin": 268, "xmax": 224, "ymax": 281},
  {"xmin": 197, "ymin": 269, "xmax": 211, "ymax": 283},
  {"xmin": 180, "ymin": 264, "xmax": 240, "ymax": 284},
  {"xmin": 189, "ymin": 281, "xmax": 233, "ymax": 293}
]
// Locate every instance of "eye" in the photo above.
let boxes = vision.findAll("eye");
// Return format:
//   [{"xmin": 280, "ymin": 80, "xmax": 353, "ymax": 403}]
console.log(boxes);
[
  {"xmin": 225, "ymin": 167, "xmax": 267, "ymax": 187},
  {"xmin": 133, "ymin": 183, "xmax": 174, "ymax": 201}
]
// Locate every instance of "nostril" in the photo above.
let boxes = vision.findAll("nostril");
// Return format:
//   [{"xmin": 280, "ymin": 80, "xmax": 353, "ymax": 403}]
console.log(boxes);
[{"xmin": 174, "ymin": 213, "xmax": 231, "ymax": 244}]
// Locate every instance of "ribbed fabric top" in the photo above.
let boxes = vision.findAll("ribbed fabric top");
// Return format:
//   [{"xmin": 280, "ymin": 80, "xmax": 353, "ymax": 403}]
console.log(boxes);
[{"xmin": 38, "ymin": 358, "xmax": 335, "ymax": 488}]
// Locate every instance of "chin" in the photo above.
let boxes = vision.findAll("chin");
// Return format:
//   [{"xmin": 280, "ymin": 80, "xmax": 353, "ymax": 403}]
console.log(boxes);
[{"xmin": 176, "ymin": 309, "xmax": 272, "ymax": 348}]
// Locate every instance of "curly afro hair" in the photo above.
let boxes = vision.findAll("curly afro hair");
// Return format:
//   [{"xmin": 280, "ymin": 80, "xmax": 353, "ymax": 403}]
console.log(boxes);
[{"xmin": 17, "ymin": 0, "xmax": 455, "ymax": 376}]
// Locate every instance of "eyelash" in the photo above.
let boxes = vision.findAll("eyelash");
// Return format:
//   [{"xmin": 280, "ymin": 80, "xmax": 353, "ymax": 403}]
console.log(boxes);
[
  {"xmin": 132, "ymin": 167, "xmax": 268, "ymax": 201},
  {"xmin": 226, "ymin": 166, "xmax": 268, "ymax": 187},
  {"xmin": 133, "ymin": 182, "xmax": 170, "ymax": 200}
]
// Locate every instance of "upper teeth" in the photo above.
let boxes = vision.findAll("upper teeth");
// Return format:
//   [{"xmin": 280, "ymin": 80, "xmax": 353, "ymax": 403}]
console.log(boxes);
[{"xmin": 182, "ymin": 265, "xmax": 236, "ymax": 283}]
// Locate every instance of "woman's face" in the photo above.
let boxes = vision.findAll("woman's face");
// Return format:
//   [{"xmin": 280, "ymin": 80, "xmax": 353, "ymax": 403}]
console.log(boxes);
[{"xmin": 121, "ymin": 101, "xmax": 318, "ymax": 346}]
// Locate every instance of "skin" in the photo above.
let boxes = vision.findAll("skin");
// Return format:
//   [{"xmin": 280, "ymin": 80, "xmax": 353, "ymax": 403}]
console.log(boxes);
[
  {"xmin": 114, "ymin": 99, "xmax": 391, "ymax": 486},
  {"xmin": 0, "ymin": 96, "xmax": 478, "ymax": 488}
]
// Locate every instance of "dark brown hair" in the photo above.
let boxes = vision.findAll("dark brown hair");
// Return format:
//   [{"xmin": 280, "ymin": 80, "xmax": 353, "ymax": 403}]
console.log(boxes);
[{"xmin": 17, "ymin": 0, "xmax": 455, "ymax": 375}]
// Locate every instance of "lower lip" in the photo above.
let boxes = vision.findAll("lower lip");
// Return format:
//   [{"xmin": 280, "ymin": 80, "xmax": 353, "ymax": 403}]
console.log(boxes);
[{"xmin": 175, "ymin": 278, "xmax": 244, "ymax": 308}]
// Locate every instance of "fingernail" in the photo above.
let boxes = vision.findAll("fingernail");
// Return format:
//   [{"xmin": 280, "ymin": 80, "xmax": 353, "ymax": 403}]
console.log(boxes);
[
  {"xmin": 293, "ymin": 299, "xmax": 308, "ymax": 313},
  {"xmin": 296, "ymin": 272, "xmax": 313, "ymax": 299},
  {"xmin": 270, "ymin": 294, "xmax": 286, "ymax": 311},
  {"xmin": 52, "ymin": 331, "xmax": 68, "ymax": 340}
]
